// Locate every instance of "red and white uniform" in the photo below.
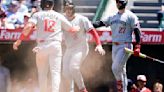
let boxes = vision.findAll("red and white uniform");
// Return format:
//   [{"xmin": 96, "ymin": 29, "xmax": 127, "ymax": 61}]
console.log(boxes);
[
  {"xmin": 60, "ymin": 14, "xmax": 93, "ymax": 92},
  {"xmin": 29, "ymin": 10, "xmax": 74, "ymax": 92}
]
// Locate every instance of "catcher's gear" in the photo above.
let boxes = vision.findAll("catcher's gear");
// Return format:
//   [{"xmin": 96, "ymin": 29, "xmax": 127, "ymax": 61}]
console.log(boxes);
[
  {"xmin": 133, "ymin": 44, "xmax": 141, "ymax": 57},
  {"xmin": 116, "ymin": 0, "xmax": 128, "ymax": 9}
]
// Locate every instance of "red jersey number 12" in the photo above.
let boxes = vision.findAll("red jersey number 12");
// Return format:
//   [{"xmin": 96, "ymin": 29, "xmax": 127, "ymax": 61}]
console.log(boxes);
[{"xmin": 44, "ymin": 19, "xmax": 56, "ymax": 32}]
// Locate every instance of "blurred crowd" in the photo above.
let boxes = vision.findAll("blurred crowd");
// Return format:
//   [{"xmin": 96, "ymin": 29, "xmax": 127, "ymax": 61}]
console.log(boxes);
[
  {"xmin": 127, "ymin": 75, "xmax": 163, "ymax": 92},
  {"xmin": 0, "ymin": 0, "xmax": 40, "ymax": 29},
  {"xmin": 157, "ymin": 4, "xmax": 164, "ymax": 31}
]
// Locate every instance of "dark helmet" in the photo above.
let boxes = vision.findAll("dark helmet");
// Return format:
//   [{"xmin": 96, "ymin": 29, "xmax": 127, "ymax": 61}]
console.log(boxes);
[
  {"xmin": 116, "ymin": 0, "xmax": 128, "ymax": 10},
  {"xmin": 40, "ymin": 0, "xmax": 54, "ymax": 10}
]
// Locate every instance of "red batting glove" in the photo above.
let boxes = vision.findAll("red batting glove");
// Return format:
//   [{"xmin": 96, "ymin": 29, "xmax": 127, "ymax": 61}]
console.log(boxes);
[{"xmin": 133, "ymin": 44, "xmax": 141, "ymax": 57}]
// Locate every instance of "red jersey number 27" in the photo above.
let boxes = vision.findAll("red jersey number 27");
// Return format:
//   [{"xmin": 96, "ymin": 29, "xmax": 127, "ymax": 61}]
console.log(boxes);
[
  {"xmin": 44, "ymin": 19, "xmax": 56, "ymax": 32},
  {"xmin": 119, "ymin": 27, "xmax": 126, "ymax": 33}
]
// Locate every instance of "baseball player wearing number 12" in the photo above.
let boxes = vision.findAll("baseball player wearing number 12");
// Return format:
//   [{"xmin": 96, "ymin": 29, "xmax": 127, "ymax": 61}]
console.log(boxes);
[
  {"xmin": 60, "ymin": 2, "xmax": 105, "ymax": 92},
  {"xmin": 13, "ymin": 0, "xmax": 80, "ymax": 92},
  {"xmin": 93, "ymin": 0, "xmax": 141, "ymax": 92}
]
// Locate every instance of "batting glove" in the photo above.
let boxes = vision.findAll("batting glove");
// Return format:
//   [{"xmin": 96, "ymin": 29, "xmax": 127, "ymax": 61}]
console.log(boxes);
[{"xmin": 133, "ymin": 44, "xmax": 141, "ymax": 57}]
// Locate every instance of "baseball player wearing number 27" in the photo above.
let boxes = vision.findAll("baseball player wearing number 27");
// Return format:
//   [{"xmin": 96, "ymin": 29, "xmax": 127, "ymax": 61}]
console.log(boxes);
[
  {"xmin": 59, "ymin": 2, "xmax": 106, "ymax": 92},
  {"xmin": 93, "ymin": 0, "xmax": 141, "ymax": 92},
  {"xmin": 12, "ymin": 0, "xmax": 80, "ymax": 92}
]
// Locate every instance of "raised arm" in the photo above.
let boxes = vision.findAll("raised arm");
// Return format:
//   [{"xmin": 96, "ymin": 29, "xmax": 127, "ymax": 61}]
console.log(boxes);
[
  {"xmin": 13, "ymin": 22, "xmax": 35, "ymax": 50},
  {"xmin": 13, "ymin": 12, "xmax": 37, "ymax": 50}
]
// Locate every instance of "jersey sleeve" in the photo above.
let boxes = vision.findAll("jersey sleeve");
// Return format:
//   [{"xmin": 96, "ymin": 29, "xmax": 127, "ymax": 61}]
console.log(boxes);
[
  {"xmin": 60, "ymin": 15, "xmax": 73, "ymax": 31},
  {"xmin": 82, "ymin": 17, "xmax": 94, "ymax": 32},
  {"xmin": 28, "ymin": 13, "xmax": 38, "ymax": 25},
  {"xmin": 102, "ymin": 16, "xmax": 111, "ymax": 26},
  {"xmin": 130, "ymin": 14, "xmax": 140, "ymax": 29}
]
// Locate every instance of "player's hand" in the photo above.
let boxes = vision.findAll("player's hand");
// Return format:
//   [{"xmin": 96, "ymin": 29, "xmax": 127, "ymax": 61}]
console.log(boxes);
[
  {"xmin": 32, "ymin": 47, "xmax": 41, "ymax": 53},
  {"xmin": 13, "ymin": 40, "xmax": 22, "ymax": 50},
  {"xmin": 95, "ymin": 45, "xmax": 106, "ymax": 55},
  {"xmin": 133, "ymin": 44, "xmax": 141, "ymax": 57}
]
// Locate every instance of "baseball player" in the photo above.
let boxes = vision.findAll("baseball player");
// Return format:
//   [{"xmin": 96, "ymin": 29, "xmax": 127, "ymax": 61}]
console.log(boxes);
[
  {"xmin": 60, "ymin": 2, "xmax": 105, "ymax": 92},
  {"xmin": 13, "ymin": 0, "xmax": 79, "ymax": 92},
  {"xmin": 93, "ymin": 0, "xmax": 141, "ymax": 92}
]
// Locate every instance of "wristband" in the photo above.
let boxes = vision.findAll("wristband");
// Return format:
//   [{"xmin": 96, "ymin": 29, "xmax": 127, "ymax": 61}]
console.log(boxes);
[{"xmin": 19, "ymin": 33, "xmax": 26, "ymax": 40}]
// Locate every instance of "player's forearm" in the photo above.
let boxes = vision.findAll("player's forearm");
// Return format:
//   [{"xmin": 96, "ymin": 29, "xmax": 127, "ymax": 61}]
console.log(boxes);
[
  {"xmin": 134, "ymin": 28, "xmax": 141, "ymax": 44},
  {"xmin": 19, "ymin": 22, "xmax": 35, "ymax": 41},
  {"xmin": 89, "ymin": 28, "xmax": 101, "ymax": 45},
  {"xmin": 92, "ymin": 21, "xmax": 106, "ymax": 28}
]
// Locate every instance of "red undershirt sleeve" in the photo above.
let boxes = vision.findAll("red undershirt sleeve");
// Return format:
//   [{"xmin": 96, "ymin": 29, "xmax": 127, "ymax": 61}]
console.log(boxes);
[{"xmin": 89, "ymin": 28, "xmax": 101, "ymax": 45}]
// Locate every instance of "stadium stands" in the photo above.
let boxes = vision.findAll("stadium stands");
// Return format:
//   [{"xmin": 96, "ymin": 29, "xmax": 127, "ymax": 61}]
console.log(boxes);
[
  {"xmin": 131, "ymin": 0, "xmax": 164, "ymax": 28},
  {"xmin": 72, "ymin": 0, "xmax": 101, "ymax": 20}
]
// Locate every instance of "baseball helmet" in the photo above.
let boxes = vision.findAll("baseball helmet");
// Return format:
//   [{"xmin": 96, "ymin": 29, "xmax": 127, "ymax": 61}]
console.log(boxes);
[
  {"xmin": 40, "ymin": 0, "xmax": 54, "ymax": 10},
  {"xmin": 116, "ymin": 0, "xmax": 128, "ymax": 9}
]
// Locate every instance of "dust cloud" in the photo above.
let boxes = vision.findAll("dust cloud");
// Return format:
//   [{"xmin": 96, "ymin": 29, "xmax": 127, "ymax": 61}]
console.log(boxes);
[
  {"xmin": 80, "ymin": 43, "xmax": 115, "ymax": 92},
  {"xmin": 3, "ymin": 42, "xmax": 115, "ymax": 92}
]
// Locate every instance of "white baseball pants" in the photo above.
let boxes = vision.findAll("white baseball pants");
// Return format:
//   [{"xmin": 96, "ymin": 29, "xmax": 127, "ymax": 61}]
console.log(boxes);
[
  {"xmin": 60, "ymin": 44, "xmax": 89, "ymax": 92},
  {"xmin": 111, "ymin": 43, "xmax": 132, "ymax": 92},
  {"xmin": 35, "ymin": 41, "xmax": 62, "ymax": 92}
]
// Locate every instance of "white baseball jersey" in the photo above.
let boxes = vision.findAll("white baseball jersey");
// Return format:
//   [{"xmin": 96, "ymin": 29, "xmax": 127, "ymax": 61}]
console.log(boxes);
[
  {"xmin": 104, "ymin": 10, "xmax": 140, "ymax": 92},
  {"xmin": 28, "ymin": 10, "xmax": 73, "ymax": 42},
  {"xmin": 28, "ymin": 10, "xmax": 74, "ymax": 92},
  {"xmin": 103, "ymin": 10, "xmax": 140, "ymax": 42},
  {"xmin": 63, "ymin": 14, "xmax": 94, "ymax": 48},
  {"xmin": 60, "ymin": 14, "xmax": 93, "ymax": 92}
]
